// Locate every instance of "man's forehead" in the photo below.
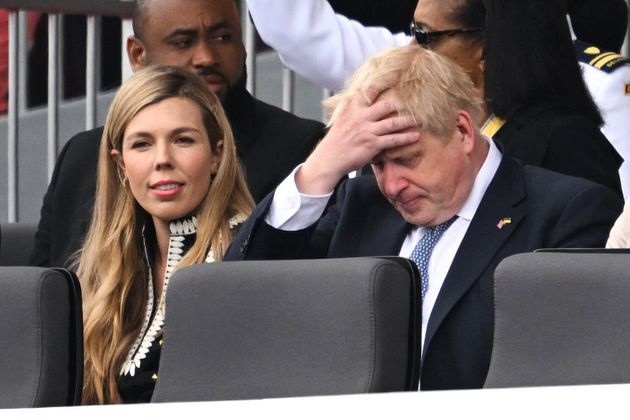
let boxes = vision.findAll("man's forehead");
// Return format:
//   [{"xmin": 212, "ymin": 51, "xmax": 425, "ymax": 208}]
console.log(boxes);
[
  {"xmin": 144, "ymin": 0, "xmax": 240, "ymax": 29},
  {"xmin": 376, "ymin": 135, "xmax": 425, "ymax": 161}
]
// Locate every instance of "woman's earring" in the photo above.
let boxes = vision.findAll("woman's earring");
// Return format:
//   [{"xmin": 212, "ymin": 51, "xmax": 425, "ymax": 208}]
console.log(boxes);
[{"xmin": 117, "ymin": 169, "xmax": 128, "ymax": 186}]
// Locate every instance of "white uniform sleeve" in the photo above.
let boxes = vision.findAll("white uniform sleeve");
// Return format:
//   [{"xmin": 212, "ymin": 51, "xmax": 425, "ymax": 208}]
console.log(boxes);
[
  {"xmin": 265, "ymin": 166, "xmax": 333, "ymax": 231},
  {"xmin": 606, "ymin": 199, "xmax": 630, "ymax": 248},
  {"xmin": 581, "ymin": 63, "xmax": 630, "ymax": 198},
  {"xmin": 246, "ymin": 0, "xmax": 411, "ymax": 91}
]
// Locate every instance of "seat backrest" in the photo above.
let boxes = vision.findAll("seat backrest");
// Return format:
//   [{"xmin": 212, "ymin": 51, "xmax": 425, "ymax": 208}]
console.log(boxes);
[
  {"xmin": 535, "ymin": 247, "xmax": 630, "ymax": 254},
  {"xmin": 152, "ymin": 257, "xmax": 421, "ymax": 402},
  {"xmin": 0, "ymin": 223, "xmax": 38, "ymax": 266},
  {"xmin": 484, "ymin": 252, "xmax": 630, "ymax": 388},
  {"xmin": 0, "ymin": 267, "xmax": 83, "ymax": 408}
]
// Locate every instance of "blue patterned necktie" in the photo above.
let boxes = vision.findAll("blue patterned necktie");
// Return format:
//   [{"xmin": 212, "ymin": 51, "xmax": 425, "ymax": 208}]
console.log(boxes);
[{"xmin": 409, "ymin": 216, "xmax": 457, "ymax": 298}]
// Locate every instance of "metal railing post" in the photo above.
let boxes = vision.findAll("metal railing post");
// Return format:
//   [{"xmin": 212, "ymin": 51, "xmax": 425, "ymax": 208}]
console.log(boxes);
[
  {"xmin": 17, "ymin": 10, "xmax": 27, "ymax": 112},
  {"xmin": 242, "ymin": 5, "xmax": 256, "ymax": 96},
  {"xmin": 7, "ymin": 11, "xmax": 19, "ymax": 222},
  {"xmin": 47, "ymin": 13, "xmax": 60, "ymax": 180},
  {"xmin": 281, "ymin": 67, "xmax": 295, "ymax": 113},
  {"xmin": 85, "ymin": 14, "xmax": 101, "ymax": 130}
]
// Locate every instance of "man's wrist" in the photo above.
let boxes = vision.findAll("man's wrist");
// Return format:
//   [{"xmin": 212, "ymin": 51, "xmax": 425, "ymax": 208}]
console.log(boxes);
[{"xmin": 295, "ymin": 158, "xmax": 342, "ymax": 195}]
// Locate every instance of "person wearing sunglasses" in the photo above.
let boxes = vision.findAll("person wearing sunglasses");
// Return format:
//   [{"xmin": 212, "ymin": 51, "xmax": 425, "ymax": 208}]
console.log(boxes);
[
  {"xmin": 409, "ymin": 24, "xmax": 483, "ymax": 49},
  {"xmin": 246, "ymin": 0, "xmax": 623, "ymax": 197}
]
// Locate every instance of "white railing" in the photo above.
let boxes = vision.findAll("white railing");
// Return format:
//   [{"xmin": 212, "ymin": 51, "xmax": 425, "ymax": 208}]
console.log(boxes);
[
  {"xmin": 0, "ymin": 0, "xmax": 318, "ymax": 222},
  {"xmin": 2, "ymin": 1, "xmax": 135, "ymax": 222}
]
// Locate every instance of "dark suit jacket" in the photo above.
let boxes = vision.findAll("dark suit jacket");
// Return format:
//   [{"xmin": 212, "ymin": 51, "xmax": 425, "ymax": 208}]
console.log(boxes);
[
  {"xmin": 226, "ymin": 156, "xmax": 623, "ymax": 390},
  {"xmin": 494, "ymin": 101, "xmax": 623, "ymax": 197},
  {"xmin": 30, "ymin": 88, "xmax": 324, "ymax": 268}
]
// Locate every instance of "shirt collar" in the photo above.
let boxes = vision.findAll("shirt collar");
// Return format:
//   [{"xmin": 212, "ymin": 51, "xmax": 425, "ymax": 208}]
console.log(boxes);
[{"xmin": 456, "ymin": 136, "xmax": 502, "ymax": 222}]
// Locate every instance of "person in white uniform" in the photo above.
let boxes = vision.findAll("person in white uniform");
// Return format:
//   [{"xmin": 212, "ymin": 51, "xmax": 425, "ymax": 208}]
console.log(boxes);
[
  {"xmin": 569, "ymin": 0, "xmax": 630, "ymax": 197},
  {"xmin": 246, "ymin": 0, "xmax": 630, "ymax": 194}
]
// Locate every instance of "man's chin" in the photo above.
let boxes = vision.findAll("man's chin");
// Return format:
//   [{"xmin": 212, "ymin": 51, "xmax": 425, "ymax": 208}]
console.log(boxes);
[
  {"xmin": 207, "ymin": 83, "xmax": 228, "ymax": 101},
  {"xmin": 395, "ymin": 205, "xmax": 436, "ymax": 228}
]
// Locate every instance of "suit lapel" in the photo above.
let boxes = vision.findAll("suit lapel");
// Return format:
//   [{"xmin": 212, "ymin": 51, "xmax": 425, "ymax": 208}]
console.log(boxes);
[
  {"xmin": 423, "ymin": 158, "xmax": 527, "ymax": 354},
  {"xmin": 353, "ymin": 197, "xmax": 410, "ymax": 257}
]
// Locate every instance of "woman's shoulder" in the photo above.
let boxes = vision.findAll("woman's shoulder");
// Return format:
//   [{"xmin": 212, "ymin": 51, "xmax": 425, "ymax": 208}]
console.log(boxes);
[{"xmin": 204, "ymin": 212, "xmax": 250, "ymax": 263}]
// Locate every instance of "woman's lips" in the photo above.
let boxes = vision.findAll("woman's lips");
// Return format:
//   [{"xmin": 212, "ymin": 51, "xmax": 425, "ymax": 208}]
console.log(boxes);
[{"xmin": 150, "ymin": 181, "xmax": 183, "ymax": 199}]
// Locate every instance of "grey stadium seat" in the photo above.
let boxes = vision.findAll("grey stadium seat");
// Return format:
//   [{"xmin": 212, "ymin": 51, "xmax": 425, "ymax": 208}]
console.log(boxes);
[
  {"xmin": 0, "ymin": 223, "xmax": 37, "ymax": 266},
  {"xmin": 0, "ymin": 267, "xmax": 83, "ymax": 408},
  {"xmin": 484, "ymin": 251, "xmax": 630, "ymax": 388},
  {"xmin": 152, "ymin": 257, "xmax": 421, "ymax": 402}
]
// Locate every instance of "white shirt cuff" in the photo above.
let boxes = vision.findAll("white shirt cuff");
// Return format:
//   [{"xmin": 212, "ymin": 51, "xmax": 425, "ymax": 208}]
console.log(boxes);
[{"xmin": 265, "ymin": 165, "xmax": 333, "ymax": 231}]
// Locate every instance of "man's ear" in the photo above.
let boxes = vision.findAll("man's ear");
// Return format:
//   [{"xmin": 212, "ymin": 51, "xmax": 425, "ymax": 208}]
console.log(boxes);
[
  {"xmin": 127, "ymin": 36, "xmax": 146, "ymax": 71},
  {"xmin": 455, "ymin": 111, "xmax": 475, "ymax": 153}
]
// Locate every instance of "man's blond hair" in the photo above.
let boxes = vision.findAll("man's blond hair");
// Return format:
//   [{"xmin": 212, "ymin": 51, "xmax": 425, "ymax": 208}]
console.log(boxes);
[{"xmin": 325, "ymin": 45, "xmax": 484, "ymax": 139}]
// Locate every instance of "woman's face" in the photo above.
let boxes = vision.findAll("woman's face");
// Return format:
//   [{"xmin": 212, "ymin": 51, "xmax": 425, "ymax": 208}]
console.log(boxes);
[
  {"xmin": 112, "ymin": 97, "xmax": 222, "ymax": 227},
  {"xmin": 412, "ymin": 0, "xmax": 484, "ymax": 90}
]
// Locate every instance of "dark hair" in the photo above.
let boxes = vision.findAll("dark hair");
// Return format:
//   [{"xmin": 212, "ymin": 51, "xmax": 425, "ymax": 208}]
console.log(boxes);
[
  {"xmin": 482, "ymin": 0, "xmax": 603, "ymax": 125},
  {"xmin": 568, "ymin": 0, "xmax": 629, "ymax": 53},
  {"xmin": 448, "ymin": 0, "xmax": 485, "ymax": 40}
]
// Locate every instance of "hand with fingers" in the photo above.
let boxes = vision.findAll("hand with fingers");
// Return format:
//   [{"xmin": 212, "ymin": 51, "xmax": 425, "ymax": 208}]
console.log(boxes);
[{"xmin": 296, "ymin": 86, "xmax": 421, "ymax": 195}]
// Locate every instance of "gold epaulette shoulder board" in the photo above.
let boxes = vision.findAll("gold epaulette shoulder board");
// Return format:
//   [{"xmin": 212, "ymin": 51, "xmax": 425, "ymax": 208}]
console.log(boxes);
[{"xmin": 575, "ymin": 40, "xmax": 630, "ymax": 73}]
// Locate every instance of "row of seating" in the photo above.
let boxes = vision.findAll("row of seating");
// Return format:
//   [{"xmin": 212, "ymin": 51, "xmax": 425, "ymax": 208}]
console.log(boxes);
[
  {"xmin": 0, "ymin": 222, "xmax": 37, "ymax": 266},
  {"xmin": 2, "ymin": 223, "xmax": 630, "ymax": 408}
]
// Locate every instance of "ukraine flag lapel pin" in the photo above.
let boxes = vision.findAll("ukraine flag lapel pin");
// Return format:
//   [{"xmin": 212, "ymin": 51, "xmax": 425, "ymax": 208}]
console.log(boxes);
[{"xmin": 497, "ymin": 217, "xmax": 512, "ymax": 229}]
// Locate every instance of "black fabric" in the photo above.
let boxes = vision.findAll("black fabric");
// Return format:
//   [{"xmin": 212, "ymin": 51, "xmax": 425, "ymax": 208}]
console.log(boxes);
[
  {"xmin": 575, "ymin": 40, "xmax": 630, "ymax": 73},
  {"xmin": 117, "ymin": 334, "xmax": 162, "ymax": 404},
  {"xmin": 29, "ymin": 87, "xmax": 324, "ymax": 268},
  {"xmin": 226, "ymin": 156, "xmax": 623, "ymax": 390},
  {"xmin": 328, "ymin": 0, "xmax": 417, "ymax": 34},
  {"xmin": 494, "ymin": 101, "xmax": 623, "ymax": 197}
]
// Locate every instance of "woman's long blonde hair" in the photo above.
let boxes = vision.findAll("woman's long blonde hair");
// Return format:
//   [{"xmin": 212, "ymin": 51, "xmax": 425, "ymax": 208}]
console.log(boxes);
[{"xmin": 75, "ymin": 65, "xmax": 254, "ymax": 404}]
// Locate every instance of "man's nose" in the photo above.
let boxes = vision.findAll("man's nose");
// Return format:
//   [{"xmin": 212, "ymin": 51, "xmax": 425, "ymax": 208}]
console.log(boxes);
[
  {"xmin": 380, "ymin": 165, "xmax": 409, "ymax": 198},
  {"xmin": 192, "ymin": 41, "xmax": 218, "ymax": 67}
]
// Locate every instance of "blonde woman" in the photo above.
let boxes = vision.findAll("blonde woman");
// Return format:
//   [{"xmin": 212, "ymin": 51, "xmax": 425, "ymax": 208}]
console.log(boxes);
[{"xmin": 74, "ymin": 66, "xmax": 254, "ymax": 404}]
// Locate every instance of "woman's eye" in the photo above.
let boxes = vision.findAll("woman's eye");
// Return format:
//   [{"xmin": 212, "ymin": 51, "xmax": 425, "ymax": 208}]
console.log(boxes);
[
  {"xmin": 176, "ymin": 136, "xmax": 195, "ymax": 144},
  {"xmin": 130, "ymin": 140, "xmax": 150, "ymax": 149}
]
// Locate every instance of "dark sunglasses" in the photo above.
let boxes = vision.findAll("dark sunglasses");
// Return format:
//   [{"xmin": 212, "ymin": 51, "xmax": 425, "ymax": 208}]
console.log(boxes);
[{"xmin": 410, "ymin": 22, "xmax": 484, "ymax": 48}]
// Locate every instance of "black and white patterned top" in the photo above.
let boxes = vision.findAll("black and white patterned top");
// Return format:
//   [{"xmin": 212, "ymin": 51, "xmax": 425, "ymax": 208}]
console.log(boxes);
[{"xmin": 117, "ymin": 213, "xmax": 246, "ymax": 403}]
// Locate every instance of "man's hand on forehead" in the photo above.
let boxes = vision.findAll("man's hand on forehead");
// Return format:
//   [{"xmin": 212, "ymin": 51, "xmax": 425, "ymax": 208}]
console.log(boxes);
[{"xmin": 294, "ymin": 85, "xmax": 421, "ymax": 195}]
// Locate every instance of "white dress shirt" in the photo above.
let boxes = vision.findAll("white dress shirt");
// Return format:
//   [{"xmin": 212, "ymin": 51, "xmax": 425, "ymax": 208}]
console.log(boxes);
[{"xmin": 265, "ymin": 137, "xmax": 502, "ymax": 352}]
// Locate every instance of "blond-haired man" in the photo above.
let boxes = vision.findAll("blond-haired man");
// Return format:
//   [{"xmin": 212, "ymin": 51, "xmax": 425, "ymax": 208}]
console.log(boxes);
[{"xmin": 228, "ymin": 46, "xmax": 622, "ymax": 390}]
